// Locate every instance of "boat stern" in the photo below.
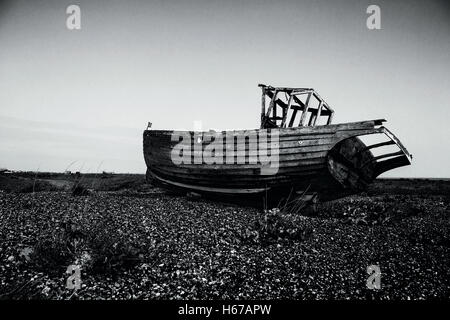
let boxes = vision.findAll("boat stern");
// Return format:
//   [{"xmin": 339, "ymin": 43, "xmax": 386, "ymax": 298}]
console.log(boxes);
[{"xmin": 327, "ymin": 121, "xmax": 412, "ymax": 191}]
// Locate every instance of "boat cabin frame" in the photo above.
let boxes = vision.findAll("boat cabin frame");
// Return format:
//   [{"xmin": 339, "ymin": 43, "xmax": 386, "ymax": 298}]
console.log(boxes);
[{"xmin": 259, "ymin": 84, "xmax": 335, "ymax": 129}]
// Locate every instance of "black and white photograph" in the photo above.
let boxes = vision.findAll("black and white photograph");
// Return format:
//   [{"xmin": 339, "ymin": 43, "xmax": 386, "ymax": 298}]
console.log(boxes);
[{"xmin": 0, "ymin": 0, "xmax": 449, "ymax": 312}]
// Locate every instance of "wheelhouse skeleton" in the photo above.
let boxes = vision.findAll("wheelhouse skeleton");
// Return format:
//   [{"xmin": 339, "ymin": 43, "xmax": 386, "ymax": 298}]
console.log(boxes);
[{"xmin": 259, "ymin": 84, "xmax": 334, "ymax": 129}]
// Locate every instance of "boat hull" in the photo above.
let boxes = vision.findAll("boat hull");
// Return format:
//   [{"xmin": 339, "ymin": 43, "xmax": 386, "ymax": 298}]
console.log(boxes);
[{"xmin": 143, "ymin": 119, "xmax": 411, "ymax": 201}]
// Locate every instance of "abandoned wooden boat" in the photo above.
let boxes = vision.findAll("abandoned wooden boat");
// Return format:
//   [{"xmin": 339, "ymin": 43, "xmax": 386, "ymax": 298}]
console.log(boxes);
[{"xmin": 143, "ymin": 84, "xmax": 412, "ymax": 201}]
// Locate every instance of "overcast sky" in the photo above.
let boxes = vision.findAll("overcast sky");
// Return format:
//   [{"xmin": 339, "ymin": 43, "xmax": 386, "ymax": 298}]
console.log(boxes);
[{"xmin": 0, "ymin": 0, "xmax": 449, "ymax": 177}]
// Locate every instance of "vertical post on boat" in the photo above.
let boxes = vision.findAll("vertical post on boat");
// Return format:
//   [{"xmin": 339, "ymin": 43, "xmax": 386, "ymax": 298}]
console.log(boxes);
[
  {"xmin": 312, "ymin": 101, "xmax": 323, "ymax": 126},
  {"xmin": 327, "ymin": 112, "xmax": 334, "ymax": 125},
  {"xmin": 281, "ymin": 94, "xmax": 294, "ymax": 128},
  {"xmin": 299, "ymin": 92, "xmax": 312, "ymax": 126},
  {"xmin": 261, "ymin": 86, "xmax": 266, "ymax": 128},
  {"xmin": 266, "ymin": 90, "xmax": 278, "ymax": 126},
  {"xmin": 326, "ymin": 105, "xmax": 334, "ymax": 125},
  {"xmin": 273, "ymin": 91, "xmax": 277, "ymax": 124}
]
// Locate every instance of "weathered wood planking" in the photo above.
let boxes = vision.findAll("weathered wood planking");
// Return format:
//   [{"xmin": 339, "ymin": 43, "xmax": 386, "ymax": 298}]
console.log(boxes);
[{"xmin": 143, "ymin": 119, "xmax": 411, "ymax": 196}]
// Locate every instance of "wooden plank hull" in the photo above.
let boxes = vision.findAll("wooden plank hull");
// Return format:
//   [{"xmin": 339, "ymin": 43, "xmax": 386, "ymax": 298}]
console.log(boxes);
[{"xmin": 143, "ymin": 119, "xmax": 411, "ymax": 201}]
